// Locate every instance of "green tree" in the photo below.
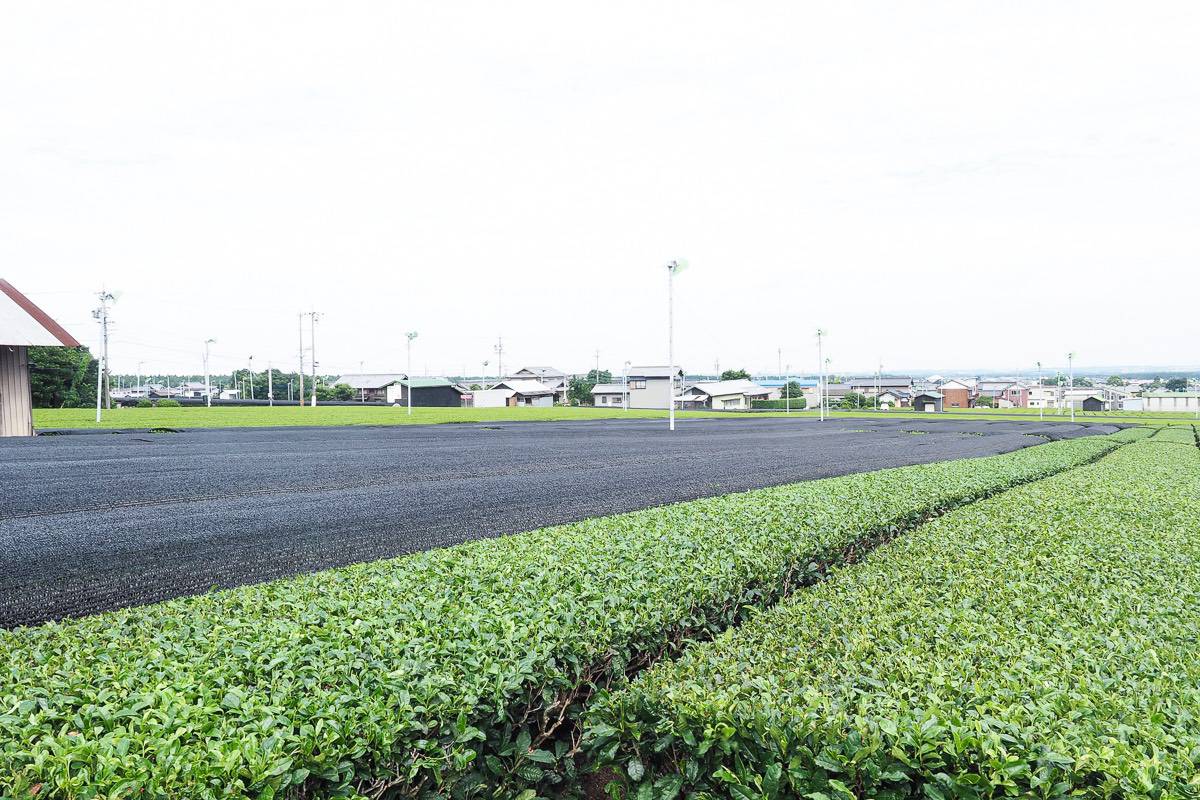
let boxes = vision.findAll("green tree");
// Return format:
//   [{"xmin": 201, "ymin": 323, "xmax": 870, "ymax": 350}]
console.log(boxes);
[
  {"xmin": 1166, "ymin": 378, "xmax": 1189, "ymax": 392},
  {"xmin": 569, "ymin": 369, "xmax": 612, "ymax": 405},
  {"xmin": 841, "ymin": 391, "xmax": 866, "ymax": 409},
  {"xmin": 1106, "ymin": 375, "xmax": 1124, "ymax": 386},
  {"xmin": 720, "ymin": 369, "xmax": 751, "ymax": 381},
  {"xmin": 1074, "ymin": 376, "xmax": 1093, "ymax": 387},
  {"xmin": 28, "ymin": 346, "xmax": 99, "ymax": 408},
  {"xmin": 781, "ymin": 380, "xmax": 805, "ymax": 399},
  {"xmin": 975, "ymin": 395, "xmax": 995, "ymax": 408},
  {"xmin": 333, "ymin": 383, "xmax": 355, "ymax": 401}
]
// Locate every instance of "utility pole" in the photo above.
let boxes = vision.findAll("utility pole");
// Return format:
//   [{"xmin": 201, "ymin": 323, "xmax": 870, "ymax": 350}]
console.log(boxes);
[
  {"xmin": 623, "ymin": 360, "xmax": 631, "ymax": 410},
  {"xmin": 494, "ymin": 337, "xmax": 504, "ymax": 381},
  {"xmin": 136, "ymin": 361, "xmax": 144, "ymax": 399},
  {"xmin": 406, "ymin": 331, "xmax": 418, "ymax": 416},
  {"xmin": 267, "ymin": 362, "xmax": 273, "ymax": 407},
  {"xmin": 777, "ymin": 348, "xmax": 782, "ymax": 381},
  {"xmin": 92, "ymin": 290, "xmax": 115, "ymax": 421},
  {"xmin": 298, "ymin": 313, "xmax": 306, "ymax": 407},
  {"xmin": 816, "ymin": 329, "xmax": 826, "ymax": 422},
  {"xmin": 247, "ymin": 356, "xmax": 255, "ymax": 401},
  {"xmin": 595, "ymin": 349, "xmax": 600, "ymax": 380},
  {"xmin": 482, "ymin": 360, "xmax": 489, "ymax": 389}
]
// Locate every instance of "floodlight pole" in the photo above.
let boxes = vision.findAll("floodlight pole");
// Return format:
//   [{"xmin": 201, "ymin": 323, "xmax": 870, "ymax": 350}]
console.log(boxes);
[
  {"xmin": 92, "ymin": 290, "xmax": 115, "ymax": 422},
  {"xmin": 1068, "ymin": 352, "xmax": 1075, "ymax": 422},
  {"xmin": 1036, "ymin": 361, "xmax": 1043, "ymax": 420},
  {"xmin": 297, "ymin": 313, "xmax": 306, "ymax": 407},
  {"xmin": 204, "ymin": 339, "xmax": 215, "ymax": 407},
  {"xmin": 309, "ymin": 311, "xmax": 319, "ymax": 407},
  {"xmin": 406, "ymin": 331, "xmax": 418, "ymax": 416},
  {"xmin": 247, "ymin": 356, "xmax": 254, "ymax": 401},
  {"xmin": 667, "ymin": 260, "xmax": 682, "ymax": 431},
  {"xmin": 267, "ymin": 362, "xmax": 273, "ymax": 407},
  {"xmin": 816, "ymin": 329, "xmax": 826, "ymax": 422}
]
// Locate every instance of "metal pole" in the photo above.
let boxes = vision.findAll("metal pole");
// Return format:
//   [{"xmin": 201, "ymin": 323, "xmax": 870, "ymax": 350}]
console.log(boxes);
[
  {"xmin": 136, "ymin": 361, "xmax": 143, "ymax": 400},
  {"xmin": 623, "ymin": 361, "xmax": 630, "ymax": 410},
  {"xmin": 785, "ymin": 363, "xmax": 790, "ymax": 414},
  {"xmin": 247, "ymin": 356, "xmax": 254, "ymax": 401},
  {"xmin": 816, "ymin": 329, "xmax": 825, "ymax": 422},
  {"xmin": 310, "ymin": 311, "xmax": 318, "ymax": 407},
  {"xmin": 1068, "ymin": 353, "xmax": 1075, "ymax": 422},
  {"xmin": 267, "ymin": 362, "xmax": 273, "ymax": 407},
  {"xmin": 298, "ymin": 313, "xmax": 306, "ymax": 407},
  {"xmin": 406, "ymin": 331, "xmax": 418, "ymax": 416},
  {"xmin": 204, "ymin": 339, "xmax": 214, "ymax": 408},
  {"xmin": 668, "ymin": 263, "xmax": 675, "ymax": 431}
]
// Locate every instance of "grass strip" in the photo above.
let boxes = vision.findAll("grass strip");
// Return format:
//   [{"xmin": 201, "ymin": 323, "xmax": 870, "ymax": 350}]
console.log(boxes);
[
  {"xmin": 0, "ymin": 430, "xmax": 1146, "ymax": 799},
  {"xmin": 587, "ymin": 431, "xmax": 1198, "ymax": 799}
]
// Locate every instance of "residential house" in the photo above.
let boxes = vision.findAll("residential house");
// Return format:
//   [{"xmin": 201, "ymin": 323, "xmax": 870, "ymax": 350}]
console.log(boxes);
[
  {"xmin": 178, "ymin": 381, "xmax": 214, "ymax": 400},
  {"xmin": 801, "ymin": 382, "xmax": 855, "ymax": 410},
  {"xmin": 687, "ymin": 379, "xmax": 772, "ymax": 410},
  {"xmin": 877, "ymin": 389, "xmax": 912, "ymax": 408},
  {"xmin": 0, "ymin": 279, "xmax": 82, "ymax": 437},
  {"xmin": 624, "ymin": 366, "xmax": 684, "ymax": 410},
  {"xmin": 333, "ymin": 373, "xmax": 407, "ymax": 403},
  {"xmin": 507, "ymin": 366, "xmax": 568, "ymax": 402},
  {"xmin": 481, "ymin": 379, "xmax": 558, "ymax": 407},
  {"xmin": 395, "ymin": 378, "xmax": 467, "ymax": 407},
  {"xmin": 848, "ymin": 377, "xmax": 914, "ymax": 397},
  {"xmin": 939, "ymin": 379, "xmax": 975, "ymax": 409},
  {"xmin": 591, "ymin": 382, "xmax": 627, "ymax": 407},
  {"xmin": 977, "ymin": 381, "xmax": 1030, "ymax": 409}
]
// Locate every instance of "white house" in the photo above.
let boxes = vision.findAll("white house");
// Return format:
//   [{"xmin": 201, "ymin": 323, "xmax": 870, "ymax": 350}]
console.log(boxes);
[
  {"xmin": 485, "ymin": 379, "xmax": 558, "ymax": 407},
  {"xmin": 591, "ymin": 382, "xmax": 626, "ymax": 407},
  {"xmin": 333, "ymin": 373, "xmax": 407, "ymax": 403},
  {"xmin": 624, "ymin": 365, "xmax": 684, "ymax": 410},
  {"xmin": 506, "ymin": 367, "xmax": 568, "ymax": 402},
  {"xmin": 687, "ymin": 379, "xmax": 771, "ymax": 410}
]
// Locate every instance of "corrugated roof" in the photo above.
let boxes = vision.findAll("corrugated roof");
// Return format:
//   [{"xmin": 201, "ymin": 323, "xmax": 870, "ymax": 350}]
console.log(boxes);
[
  {"xmin": 591, "ymin": 383, "xmax": 625, "ymax": 393},
  {"xmin": 511, "ymin": 366, "xmax": 565, "ymax": 378},
  {"xmin": 690, "ymin": 379, "xmax": 771, "ymax": 397},
  {"xmin": 333, "ymin": 373, "xmax": 406, "ymax": 389},
  {"xmin": 401, "ymin": 378, "xmax": 460, "ymax": 389},
  {"xmin": 0, "ymin": 279, "xmax": 81, "ymax": 347},
  {"xmin": 491, "ymin": 379, "xmax": 557, "ymax": 395}
]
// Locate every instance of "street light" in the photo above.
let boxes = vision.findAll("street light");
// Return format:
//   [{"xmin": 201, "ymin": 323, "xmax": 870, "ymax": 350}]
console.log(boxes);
[
  {"xmin": 1067, "ymin": 352, "xmax": 1076, "ymax": 422},
  {"xmin": 1036, "ymin": 360, "xmax": 1043, "ymax": 421},
  {"xmin": 204, "ymin": 339, "xmax": 215, "ymax": 407},
  {"xmin": 406, "ymin": 331, "xmax": 418, "ymax": 416},
  {"xmin": 623, "ymin": 360, "xmax": 631, "ymax": 411},
  {"xmin": 666, "ymin": 259, "xmax": 688, "ymax": 431},
  {"xmin": 825, "ymin": 357, "xmax": 832, "ymax": 416},
  {"xmin": 815, "ymin": 329, "xmax": 826, "ymax": 422}
]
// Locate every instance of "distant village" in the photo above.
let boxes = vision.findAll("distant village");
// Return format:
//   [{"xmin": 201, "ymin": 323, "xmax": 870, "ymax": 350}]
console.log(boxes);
[{"xmin": 107, "ymin": 365, "xmax": 1200, "ymax": 414}]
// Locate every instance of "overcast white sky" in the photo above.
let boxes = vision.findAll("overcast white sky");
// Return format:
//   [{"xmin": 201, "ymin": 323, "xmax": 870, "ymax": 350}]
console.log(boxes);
[{"xmin": 2, "ymin": 2, "xmax": 1197, "ymax": 378}]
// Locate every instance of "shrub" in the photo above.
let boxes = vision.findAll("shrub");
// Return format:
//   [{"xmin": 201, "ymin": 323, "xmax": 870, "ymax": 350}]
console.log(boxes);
[
  {"xmin": 0, "ymin": 432, "xmax": 1140, "ymax": 798},
  {"xmin": 588, "ymin": 430, "xmax": 1196, "ymax": 798},
  {"xmin": 155, "ymin": 398, "xmax": 181, "ymax": 408},
  {"xmin": 135, "ymin": 398, "xmax": 153, "ymax": 408}
]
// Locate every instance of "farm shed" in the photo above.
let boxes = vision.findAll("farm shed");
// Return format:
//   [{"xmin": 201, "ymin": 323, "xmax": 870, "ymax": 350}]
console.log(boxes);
[
  {"xmin": 395, "ymin": 378, "xmax": 467, "ymax": 407},
  {"xmin": 0, "ymin": 279, "xmax": 81, "ymax": 437},
  {"xmin": 1081, "ymin": 395, "xmax": 1107, "ymax": 412},
  {"xmin": 912, "ymin": 391, "xmax": 944, "ymax": 413}
]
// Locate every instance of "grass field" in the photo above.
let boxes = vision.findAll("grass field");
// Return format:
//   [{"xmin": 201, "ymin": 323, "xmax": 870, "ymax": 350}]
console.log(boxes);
[
  {"xmin": 31, "ymin": 404, "xmax": 1196, "ymax": 430},
  {"xmin": 31, "ymin": 405, "xmax": 738, "ymax": 430}
]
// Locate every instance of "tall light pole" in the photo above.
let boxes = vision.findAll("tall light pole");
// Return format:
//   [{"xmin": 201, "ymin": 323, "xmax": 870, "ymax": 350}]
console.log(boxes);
[
  {"xmin": 1036, "ymin": 360, "xmax": 1043, "ymax": 420},
  {"xmin": 267, "ymin": 361, "xmax": 273, "ymax": 407},
  {"xmin": 816, "ymin": 329, "xmax": 826, "ymax": 422},
  {"xmin": 1067, "ymin": 352, "xmax": 1076, "ymax": 422},
  {"xmin": 666, "ymin": 259, "xmax": 688, "ymax": 431},
  {"xmin": 247, "ymin": 356, "xmax": 254, "ymax": 401},
  {"xmin": 308, "ymin": 311, "xmax": 319, "ymax": 407},
  {"xmin": 136, "ymin": 361, "xmax": 144, "ymax": 399},
  {"xmin": 825, "ymin": 357, "xmax": 832, "ymax": 416},
  {"xmin": 623, "ymin": 360, "xmax": 631, "ymax": 410},
  {"xmin": 494, "ymin": 337, "xmax": 504, "ymax": 381},
  {"xmin": 297, "ymin": 313, "xmax": 306, "ymax": 407},
  {"xmin": 204, "ymin": 338, "xmax": 215, "ymax": 407},
  {"xmin": 785, "ymin": 363, "xmax": 791, "ymax": 414},
  {"xmin": 406, "ymin": 331, "xmax": 418, "ymax": 416}
]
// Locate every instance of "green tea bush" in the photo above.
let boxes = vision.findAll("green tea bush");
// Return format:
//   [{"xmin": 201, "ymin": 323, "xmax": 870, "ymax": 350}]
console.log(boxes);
[
  {"xmin": 0, "ymin": 433, "xmax": 1139, "ymax": 799},
  {"xmin": 589, "ymin": 434, "xmax": 1199, "ymax": 799},
  {"xmin": 155, "ymin": 398, "xmax": 182, "ymax": 408},
  {"xmin": 134, "ymin": 398, "xmax": 153, "ymax": 408}
]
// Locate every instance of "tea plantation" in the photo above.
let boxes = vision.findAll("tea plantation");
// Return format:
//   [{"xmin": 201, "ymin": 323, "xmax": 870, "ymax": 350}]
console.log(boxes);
[
  {"xmin": 1, "ymin": 426, "xmax": 1194, "ymax": 798},
  {"xmin": 589, "ymin": 426, "xmax": 1200, "ymax": 798}
]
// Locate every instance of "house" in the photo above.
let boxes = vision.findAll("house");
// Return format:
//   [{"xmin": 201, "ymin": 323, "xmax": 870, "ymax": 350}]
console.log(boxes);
[
  {"xmin": 591, "ymin": 382, "xmax": 627, "ymax": 407},
  {"xmin": 912, "ymin": 391, "xmax": 944, "ymax": 413},
  {"xmin": 333, "ymin": 373, "xmax": 408, "ymax": 403},
  {"xmin": 506, "ymin": 367, "xmax": 568, "ymax": 402},
  {"xmin": 1142, "ymin": 392, "xmax": 1200, "ymax": 413},
  {"xmin": 801, "ymin": 382, "xmax": 853, "ymax": 410},
  {"xmin": 1081, "ymin": 395, "xmax": 1108, "ymax": 412},
  {"xmin": 178, "ymin": 381, "xmax": 214, "ymax": 400},
  {"xmin": 687, "ymin": 379, "xmax": 771, "ymax": 410},
  {"xmin": 483, "ymin": 379, "xmax": 558, "ymax": 407},
  {"xmin": 877, "ymin": 389, "xmax": 912, "ymax": 409},
  {"xmin": 939, "ymin": 379, "xmax": 975, "ymax": 409},
  {"xmin": 0, "ymin": 279, "xmax": 82, "ymax": 437},
  {"xmin": 624, "ymin": 365, "xmax": 684, "ymax": 410},
  {"xmin": 977, "ymin": 381, "xmax": 1030, "ymax": 409},
  {"xmin": 848, "ymin": 377, "xmax": 914, "ymax": 396}
]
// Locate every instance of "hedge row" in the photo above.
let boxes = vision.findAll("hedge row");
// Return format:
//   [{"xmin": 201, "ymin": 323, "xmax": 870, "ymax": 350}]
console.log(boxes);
[
  {"xmin": 588, "ymin": 431, "xmax": 1196, "ymax": 799},
  {"xmin": 0, "ymin": 430, "xmax": 1141, "ymax": 798}
]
